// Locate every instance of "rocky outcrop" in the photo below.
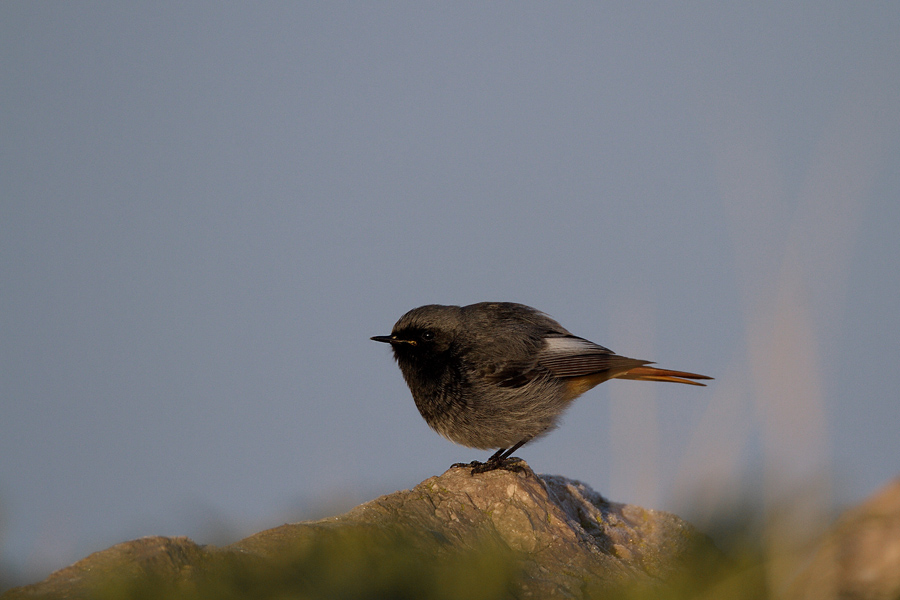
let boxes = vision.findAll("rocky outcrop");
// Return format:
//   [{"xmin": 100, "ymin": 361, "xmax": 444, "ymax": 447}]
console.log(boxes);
[
  {"xmin": 1, "ymin": 461, "xmax": 716, "ymax": 599},
  {"xmin": 788, "ymin": 478, "xmax": 900, "ymax": 600}
]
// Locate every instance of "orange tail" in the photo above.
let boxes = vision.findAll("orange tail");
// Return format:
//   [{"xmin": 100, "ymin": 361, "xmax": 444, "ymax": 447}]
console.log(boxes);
[{"xmin": 615, "ymin": 366, "xmax": 713, "ymax": 386}]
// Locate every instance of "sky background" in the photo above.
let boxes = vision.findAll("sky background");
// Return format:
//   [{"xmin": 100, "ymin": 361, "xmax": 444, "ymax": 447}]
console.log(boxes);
[{"xmin": 2, "ymin": 2, "xmax": 899, "ymax": 589}]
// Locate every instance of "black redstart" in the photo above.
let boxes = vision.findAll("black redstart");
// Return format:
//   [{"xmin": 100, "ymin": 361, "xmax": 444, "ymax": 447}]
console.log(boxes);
[{"xmin": 372, "ymin": 302, "xmax": 711, "ymax": 472}]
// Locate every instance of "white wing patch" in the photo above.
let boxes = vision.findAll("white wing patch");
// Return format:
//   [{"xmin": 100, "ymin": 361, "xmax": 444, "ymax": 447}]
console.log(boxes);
[
  {"xmin": 538, "ymin": 336, "xmax": 648, "ymax": 379},
  {"xmin": 542, "ymin": 336, "xmax": 612, "ymax": 357}
]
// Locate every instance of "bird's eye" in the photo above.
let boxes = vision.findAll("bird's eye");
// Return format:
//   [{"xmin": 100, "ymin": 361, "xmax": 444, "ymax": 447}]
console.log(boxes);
[{"xmin": 421, "ymin": 330, "xmax": 435, "ymax": 341}]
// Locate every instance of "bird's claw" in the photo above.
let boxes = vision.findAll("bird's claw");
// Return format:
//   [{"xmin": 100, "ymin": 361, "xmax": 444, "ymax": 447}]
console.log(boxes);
[{"xmin": 453, "ymin": 456, "xmax": 526, "ymax": 475}]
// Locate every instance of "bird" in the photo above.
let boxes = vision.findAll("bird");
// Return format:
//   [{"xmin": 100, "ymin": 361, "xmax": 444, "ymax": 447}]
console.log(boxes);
[{"xmin": 372, "ymin": 302, "xmax": 711, "ymax": 471}]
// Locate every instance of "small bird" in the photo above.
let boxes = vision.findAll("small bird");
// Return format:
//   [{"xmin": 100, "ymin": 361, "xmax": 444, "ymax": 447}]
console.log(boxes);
[{"xmin": 372, "ymin": 302, "xmax": 711, "ymax": 471}]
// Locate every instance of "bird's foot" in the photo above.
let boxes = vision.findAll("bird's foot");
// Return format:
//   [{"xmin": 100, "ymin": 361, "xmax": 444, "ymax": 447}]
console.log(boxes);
[
  {"xmin": 450, "ymin": 460, "xmax": 479, "ymax": 469},
  {"xmin": 458, "ymin": 456, "xmax": 526, "ymax": 475}
]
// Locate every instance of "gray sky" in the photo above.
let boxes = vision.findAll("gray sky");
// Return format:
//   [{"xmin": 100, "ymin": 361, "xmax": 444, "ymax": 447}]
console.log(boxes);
[{"xmin": 2, "ymin": 2, "xmax": 898, "ymax": 587}]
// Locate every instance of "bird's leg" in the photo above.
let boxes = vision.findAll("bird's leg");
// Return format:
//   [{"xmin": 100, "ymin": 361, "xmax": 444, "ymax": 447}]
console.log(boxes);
[
  {"xmin": 469, "ymin": 439, "xmax": 530, "ymax": 474},
  {"xmin": 451, "ymin": 439, "xmax": 532, "ymax": 473},
  {"xmin": 497, "ymin": 439, "xmax": 527, "ymax": 461},
  {"xmin": 488, "ymin": 447, "xmax": 509, "ymax": 462}
]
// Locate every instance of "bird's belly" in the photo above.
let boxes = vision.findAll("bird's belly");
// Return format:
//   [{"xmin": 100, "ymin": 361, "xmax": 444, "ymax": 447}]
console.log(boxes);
[{"xmin": 413, "ymin": 379, "xmax": 571, "ymax": 450}]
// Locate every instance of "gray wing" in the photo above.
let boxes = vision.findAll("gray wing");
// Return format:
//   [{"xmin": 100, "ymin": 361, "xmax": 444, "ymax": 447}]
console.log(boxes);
[
  {"xmin": 536, "ymin": 335, "xmax": 650, "ymax": 378},
  {"xmin": 482, "ymin": 335, "xmax": 649, "ymax": 387}
]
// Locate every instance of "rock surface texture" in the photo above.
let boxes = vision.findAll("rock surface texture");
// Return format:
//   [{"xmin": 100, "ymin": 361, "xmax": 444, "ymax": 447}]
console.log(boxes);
[{"xmin": 2, "ymin": 462, "xmax": 715, "ymax": 599}]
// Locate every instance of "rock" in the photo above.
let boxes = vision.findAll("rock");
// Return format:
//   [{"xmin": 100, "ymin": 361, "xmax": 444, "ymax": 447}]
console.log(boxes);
[
  {"xmin": 3, "ymin": 536, "xmax": 207, "ymax": 598},
  {"xmin": 2, "ymin": 462, "xmax": 717, "ymax": 599},
  {"xmin": 787, "ymin": 477, "xmax": 900, "ymax": 600}
]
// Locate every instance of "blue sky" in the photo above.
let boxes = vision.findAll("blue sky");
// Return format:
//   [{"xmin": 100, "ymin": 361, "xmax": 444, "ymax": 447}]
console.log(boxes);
[{"xmin": 2, "ymin": 2, "xmax": 898, "ymax": 586}]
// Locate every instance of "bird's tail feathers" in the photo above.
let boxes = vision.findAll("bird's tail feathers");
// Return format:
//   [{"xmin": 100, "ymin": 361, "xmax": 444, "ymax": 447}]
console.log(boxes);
[{"xmin": 615, "ymin": 366, "xmax": 713, "ymax": 386}]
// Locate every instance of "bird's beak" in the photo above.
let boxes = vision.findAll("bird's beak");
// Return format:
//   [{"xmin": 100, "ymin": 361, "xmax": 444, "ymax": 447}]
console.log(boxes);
[{"xmin": 371, "ymin": 335, "xmax": 416, "ymax": 346}]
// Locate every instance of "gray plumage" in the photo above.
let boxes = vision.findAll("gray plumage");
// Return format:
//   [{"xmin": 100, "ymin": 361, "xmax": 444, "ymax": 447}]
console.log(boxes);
[{"xmin": 372, "ymin": 302, "xmax": 711, "ymax": 465}]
